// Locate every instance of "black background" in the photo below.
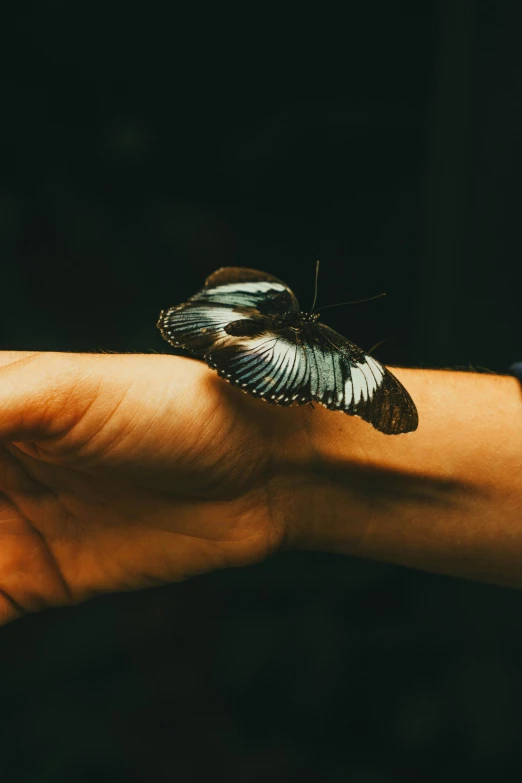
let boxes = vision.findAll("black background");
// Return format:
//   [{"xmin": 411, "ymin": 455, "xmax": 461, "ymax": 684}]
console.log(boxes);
[{"xmin": 1, "ymin": 1, "xmax": 521, "ymax": 780}]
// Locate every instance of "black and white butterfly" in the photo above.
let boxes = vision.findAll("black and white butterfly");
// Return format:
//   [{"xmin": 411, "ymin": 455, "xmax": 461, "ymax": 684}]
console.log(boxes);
[{"xmin": 157, "ymin": 267, "xmax": 418, "ymax": 435}]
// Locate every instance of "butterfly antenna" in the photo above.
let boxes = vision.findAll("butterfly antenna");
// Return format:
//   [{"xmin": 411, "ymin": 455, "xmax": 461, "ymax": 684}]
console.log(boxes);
[
  {"xmin": 310, "ymin": 260, "xmax": 320, "ymax": 313},
  {"xmin": 319, "ymin": 292, "xmax": 386, "ymax": 310}
]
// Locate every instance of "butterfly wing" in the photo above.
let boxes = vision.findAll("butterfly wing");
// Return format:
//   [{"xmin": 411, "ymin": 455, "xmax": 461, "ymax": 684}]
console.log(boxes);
[
  {"xmin": 312, "ymin": 322, "xmax": 418, "ymax": 434},
  {"xmin": 157, "ymin": 267, "xmax": 300, "ymax": 356},
  {"xmin": 191, "ymin": 267, "xmax": 300, "ymax": 314},
  {"xmin": 205, "ymin": 320, "xmax": 418, "ymax": 434}
]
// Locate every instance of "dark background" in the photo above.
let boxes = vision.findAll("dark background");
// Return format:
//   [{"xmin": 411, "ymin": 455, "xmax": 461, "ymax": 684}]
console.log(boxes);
[{"xmin": 1, "ymin": 1, "xmax": 521, "ymax": 780}]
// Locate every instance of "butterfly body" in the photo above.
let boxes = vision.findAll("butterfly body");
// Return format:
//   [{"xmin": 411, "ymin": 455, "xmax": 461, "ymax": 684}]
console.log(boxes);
[
  {"xmin": 158, "ymin": 267, "xmax": 418, "ymax": 434},
  {"xmin": 223, "ymin": 309, "xmax": 320, "ymax": 339}
]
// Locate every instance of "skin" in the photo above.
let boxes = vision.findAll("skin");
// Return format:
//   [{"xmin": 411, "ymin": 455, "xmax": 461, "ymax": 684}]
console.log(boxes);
[{"xmin": 0, "ymin": 351, "xmax": 521, "ymax": 626}]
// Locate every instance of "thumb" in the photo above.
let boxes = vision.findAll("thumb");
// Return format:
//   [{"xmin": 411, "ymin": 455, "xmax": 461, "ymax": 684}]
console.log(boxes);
[{"xmin": 0, "ymin": 351, "xmax": 99, "ymax": 443}]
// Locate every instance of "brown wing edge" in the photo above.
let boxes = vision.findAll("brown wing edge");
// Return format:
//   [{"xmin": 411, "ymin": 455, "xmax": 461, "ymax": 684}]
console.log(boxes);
[
  {"xmin": 204, "ymin": 266, "xmax": 293, "ymax": 290},
  {"xmin": 358, "ymin": 367, "xmax": 419, "ymax": 435}
]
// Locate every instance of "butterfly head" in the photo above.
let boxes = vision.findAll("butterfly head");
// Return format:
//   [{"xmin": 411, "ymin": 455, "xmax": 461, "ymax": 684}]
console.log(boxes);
[{"xmin": 300, "ymin": 311, "xmax": 321, "ymax": 323}]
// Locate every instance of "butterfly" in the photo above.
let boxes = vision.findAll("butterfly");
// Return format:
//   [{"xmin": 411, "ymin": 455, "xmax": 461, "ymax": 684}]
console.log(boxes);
[{"xmin": 157, "ymin": 267, "xmax": 418, "ymax": 434}]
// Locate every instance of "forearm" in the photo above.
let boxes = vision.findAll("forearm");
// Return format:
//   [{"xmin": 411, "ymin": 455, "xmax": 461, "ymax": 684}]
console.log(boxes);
[{"xmin": 284, "ymin": 369, "xmax": 522, "ymax": 587}]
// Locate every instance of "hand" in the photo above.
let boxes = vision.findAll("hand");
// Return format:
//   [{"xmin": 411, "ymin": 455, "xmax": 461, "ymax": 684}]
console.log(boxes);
[{"xmin": 0, "ymin": 351, "xmax": 300, "ymax": 625}]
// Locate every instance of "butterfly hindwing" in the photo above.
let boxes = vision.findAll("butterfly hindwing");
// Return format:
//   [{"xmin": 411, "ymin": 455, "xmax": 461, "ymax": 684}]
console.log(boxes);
[
  {"xmin": 206, "ymin": 330, "xmax": 305, "ymax": 405},
  {"xmin": 157, "ymin": 303, "xmax": 252, "ymax": 356},
  {"xmin": 190, "ymin": 267, "xmax": 300, "ymax": 315},
  {"xmin": 157, "ymin": 267, "xmax": 300, "ymax": 356}
]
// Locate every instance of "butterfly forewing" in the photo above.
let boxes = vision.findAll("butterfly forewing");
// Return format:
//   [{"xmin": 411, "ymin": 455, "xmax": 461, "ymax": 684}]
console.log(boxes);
[
  {"xmin": 206, "ymin": 322, "xmax": 418, "ymax": 434},
  {"xmin": 314, "ymin": 323, "xmax": 418, "ymax": 433}
]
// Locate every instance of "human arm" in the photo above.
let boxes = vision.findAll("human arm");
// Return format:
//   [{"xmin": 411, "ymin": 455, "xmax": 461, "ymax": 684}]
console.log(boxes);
[
  {"xmin": 0, "ymin": 351, "xmax": 521, "ymax": 627},
  {"xmin": 286, "ymin": 368, "xmax": 522, "ymax": 588}
]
